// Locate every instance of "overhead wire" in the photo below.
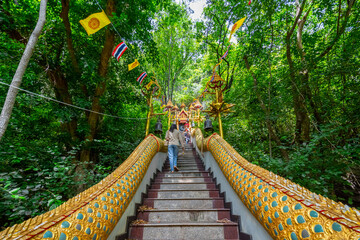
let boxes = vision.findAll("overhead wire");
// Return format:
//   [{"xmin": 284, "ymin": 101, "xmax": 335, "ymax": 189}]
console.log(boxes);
[
  {"xmin": 1, "ymin": 2, "xmax": 168, "ymax": 123},
  {"xmin": 0, "ymin": 81, "xmax": 149, "ymax": 120}
]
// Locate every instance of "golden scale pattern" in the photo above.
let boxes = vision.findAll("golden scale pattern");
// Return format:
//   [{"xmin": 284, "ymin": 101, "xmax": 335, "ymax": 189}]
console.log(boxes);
[
  {"xmin": 204, "ymin": 133, "xmax": 360, "ymax": 240},
  {"xmin": 0, "ymin": 134, "xmax": 162, "ymax": 240},
  {"xmin": 193, "ymin": 128, "xmax": 204, "ymax": 151}
]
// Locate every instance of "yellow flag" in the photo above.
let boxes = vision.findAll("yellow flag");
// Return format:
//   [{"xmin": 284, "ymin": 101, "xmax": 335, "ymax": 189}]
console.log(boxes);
[
  {"xmin": 128, "ymin": 59, "xmax": 140, "ymax": 71},
  {"xmin": 228, "ymin": 17, "xmax": 246, "ymax": 41},
  {"xmin": 79, "ymin": 10, "xmax": 111, "ymax": 35}
]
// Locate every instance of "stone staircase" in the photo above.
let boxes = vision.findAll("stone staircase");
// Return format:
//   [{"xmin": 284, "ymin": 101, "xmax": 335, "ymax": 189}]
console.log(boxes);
[{"xmin": 126, "ymin": 144, "xmax": 251, "ymax": 240}]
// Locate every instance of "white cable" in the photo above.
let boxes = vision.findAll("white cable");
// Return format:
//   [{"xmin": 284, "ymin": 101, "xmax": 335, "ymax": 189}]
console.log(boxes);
[{"xmin": 0, "ymin": 81, "xmax": 149, "ymax": 120}]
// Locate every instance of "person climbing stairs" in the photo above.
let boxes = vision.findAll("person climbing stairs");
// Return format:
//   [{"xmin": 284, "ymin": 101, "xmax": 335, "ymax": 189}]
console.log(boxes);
[{"xmin": 127, "ymin": 144, "xmax": 245, "ymax": 240}]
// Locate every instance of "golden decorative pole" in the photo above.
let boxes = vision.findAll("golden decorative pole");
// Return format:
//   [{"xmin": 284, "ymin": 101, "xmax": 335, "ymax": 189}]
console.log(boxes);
[
  {"xmin": 167, "ymin": 109, "xmax": 171, "ymax": 129},
  {"xmin": 197, "ymin": 109, "xmax": 201, "ymax": 127},
  {"xmin": 142, "ymin": 76, "xmax": 166, "ymax": 137},
  {"xmin": 215, "ymin": 88, "xmax": 224, "ymax": 138},
  {"xmin": 193, "ymin": 100, "xmax": 203, "ymax": 127},
  {"xmin": 145, "ymin": 94, "xmax": 153, "ymax": 137},
  {"xmin": 202, "ymin": 72, "xmax": 235, "ymax": 139}
]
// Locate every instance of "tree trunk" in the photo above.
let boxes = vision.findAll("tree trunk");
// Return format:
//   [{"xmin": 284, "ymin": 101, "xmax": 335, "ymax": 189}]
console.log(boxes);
[
  {"xmin": 60, "ymin": 0, "xmax": 89, "ymax": 98},
  {"xmin": 285, "ymin": 0, "xmax": 311, "ymax": 144},
  {"xmin": 47, "ymin": 67, "xmax": 78, "ymax": 143},
  {"xmin": 286, "ymin": 0, "xmax": 354, "ymax": 143},
  {"xmin": 244, "ymin": 55, "xmax": 289, "ymax": 161},
  {"xmin": 60, "ymin": 0, "xmax": 80, "ymax": 74},
  {"xmin": 0, "ymin": 0, "xmax": 48, "ymax": 141},
  {"xmin": 78, "ymin": 0, "xmax": 115, "ymax": 166}
]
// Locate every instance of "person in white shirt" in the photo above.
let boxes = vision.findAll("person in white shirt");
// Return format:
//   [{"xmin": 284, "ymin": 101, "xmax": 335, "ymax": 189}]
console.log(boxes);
[{"xmin": 165, "ymin": 124, "xmax": 185, "ymax": 173}]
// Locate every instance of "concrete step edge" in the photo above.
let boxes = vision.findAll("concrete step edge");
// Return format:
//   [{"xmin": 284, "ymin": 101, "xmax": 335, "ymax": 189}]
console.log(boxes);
[
  {"xmin": 144, "ymin": 197, "xmax": 224, "ymax": 200},
  {"xmin": 163, "ymin": 168, "xmax": 204, "ymax": 169},
  {"xmin": 151, "ymin": 182, "xmax": 214, "ymax": 185},
  {"xmin": 139, "ymin": 208, "xmax": 230, "ymax": 212},
  {"xmin": 130, "ymin": 222, "xmax": 238, "ymax": 227},
  {"xmin": 155, "ymin": 176, "xmax": 211, "ymax": 179},
  {"xmin": 158, "ymin": 171, "xmax": 208, "ymax": 173},
  {"xmin": 148, "ymin": 189, "xmax": 218, "ymax": 192},
  {"xmin": 164, "ymin": 164, "xmax": 202, "ymax": 166},
  {"xmin": 154, "ymin": 178, "xmax": 212, "ymax": 181},
  {"xmin": 160, "ymin": 172, "xmax": 207, "ymax": 174}
]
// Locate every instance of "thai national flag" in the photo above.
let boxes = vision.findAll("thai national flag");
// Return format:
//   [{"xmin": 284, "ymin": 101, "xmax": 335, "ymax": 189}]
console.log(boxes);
[
  {"xmin": 112, "ymin": 42, "xmax": 128, "ymax": 61},
  {"xmin": 221, "ymin": 50, "xmax": 228, "ymax": 59},
  {"xmin": 220, "ymin": 44, "xmax": 231, "ymax": 60},
  {"xmin": 137, "ymin": 72, "xmax": 147, "ymax": 84}
]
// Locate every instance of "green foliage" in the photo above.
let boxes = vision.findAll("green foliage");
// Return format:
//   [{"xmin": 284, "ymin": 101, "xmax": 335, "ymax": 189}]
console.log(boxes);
[
  {"xmin": 148, "ymin": 2, "xmax": 201, "ymax": 102},
  {"xmin": 205, "ymin": 0, "xmax": 360, "ymax": 207},
  {"xmin": 0, "ymin": 0, "xmax": 166, "ymax": 228},
  {"xmin": 1, "ymin": 0, "xmax": 359, "ymax": 230}
]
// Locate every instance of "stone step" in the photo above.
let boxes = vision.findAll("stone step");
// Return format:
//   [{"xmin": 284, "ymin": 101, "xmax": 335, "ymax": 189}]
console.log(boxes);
[
  {"xmin": 176, "ymin": 158, "xmax": 198, "ymax": 161},
  {"xmin": 156, "ymin": 175, "xmax": 210, "ymax": 179},
  {"xmin": 162, "ymin": 170, "xmax": 205, "ymax": 173},
  {"xmin": 166, "ymin": 156, "xmax": 198, "ymax": 160},
  {"xmin": 175, "ymin": 160, "xmax": 198, "ymax": 162},
  {"xmin": 164, "ymin": 163, "xmax": 202, "ymax": 166},
  {"xmin": 157, "ymin": 171, "xmax": 209, "ymax": 177},
  {"xmin": 173, "ymin": 162, "xmax": 199, "ymax": 165},
  {"xmin": 164, "ymin": 161, "xmax": 202, "ymax": 165},
  {"xmin": 137, "ymin": 209, "xmax": 231, "ymax": 223},
  {"xmin": 163, "ymin": 166, "xmax": 205, "ymax": 171},
  {"xmin": 150, "ymin": 182, "xmax": 216, "ymax": 190},
  {"xmin": 166, "ymin": 158, "xmax": 198, "ymax": 160},
  {"xmin": 163, "ymin": 164, "xmax": 203, "ymax": 168},
  {"xmin": 129, "ymin": 222, "xmax": 239, "ymax": 240},
  {"xmin": 123, "ymin": 151, "xmax": 242, "ymax": 240},
  {"xmin": 147, "ymin": 189, "xmax": 219, "ymax": 198},
  {"xmin": 143, "ymin": 198, "xmax": 224, "ymax": 209},
  {"xmin": 154, "ymin": 177, "xmax": 213, "ymax": 183}
]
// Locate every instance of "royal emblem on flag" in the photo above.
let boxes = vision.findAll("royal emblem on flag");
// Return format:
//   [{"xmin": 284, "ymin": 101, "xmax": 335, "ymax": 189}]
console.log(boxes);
[
  {"xmin": 137, "ymin": 72, "xmax": 147, "ymax": 84},
  {"xmin": 79, "ymin": 10, "xmax": 111, "ymax": 35},
  {"xmin": 112, "ymin": 42, "xmax": 128, "ymax": 61}
]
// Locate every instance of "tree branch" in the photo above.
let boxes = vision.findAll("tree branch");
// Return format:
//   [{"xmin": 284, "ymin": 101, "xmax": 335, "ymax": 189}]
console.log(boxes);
[
  {"xmin": 0, "ymin": 0, "xmax": 48, "ymax": 140},
  {"xmin": 244, "ymin": 55, "xmax": 289, "ymax": 161},
  {"xmin": 316, "ymin": 0, "xmax": 355, "ymax": 60}
]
